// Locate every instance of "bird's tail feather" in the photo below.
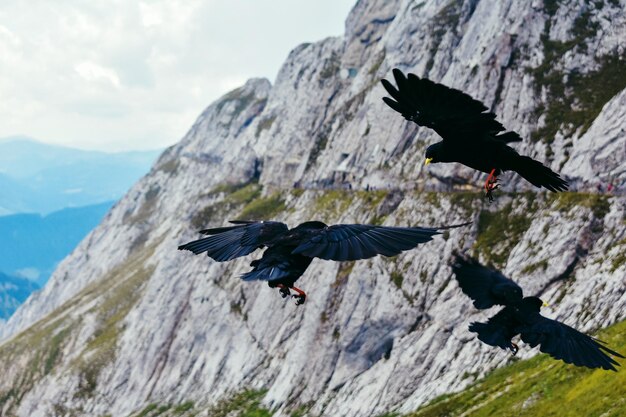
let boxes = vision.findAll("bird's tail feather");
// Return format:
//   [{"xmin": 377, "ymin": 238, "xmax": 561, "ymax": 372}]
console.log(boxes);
[
  {"xmin": 511, "ymin": 155, "xmax": 568, "ymax": 192},
  {"xmin": 431, "ymin": 221, "xmax": 472, "ymax": 230}
]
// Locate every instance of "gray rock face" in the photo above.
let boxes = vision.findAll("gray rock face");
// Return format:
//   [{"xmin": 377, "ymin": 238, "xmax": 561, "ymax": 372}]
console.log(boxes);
[{"xmin": 1, "ymin": 1, "xmax": 625, "ymax": 416}]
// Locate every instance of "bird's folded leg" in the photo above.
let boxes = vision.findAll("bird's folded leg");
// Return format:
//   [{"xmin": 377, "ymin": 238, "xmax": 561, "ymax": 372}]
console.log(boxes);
[
  {"xmin": 484, "ymin": 169, "xmax": 499, "ymax": 202},
  {"xmin": 509, "ymin": 342, "xmax": 519, "ymax": 356},
  {"xmin": 276, "ymin": 284, "xmax": 291, "ymax": 299},
  {"xmin": 290, "ymin": 286, "xmax": 307, "ymax": 306}
]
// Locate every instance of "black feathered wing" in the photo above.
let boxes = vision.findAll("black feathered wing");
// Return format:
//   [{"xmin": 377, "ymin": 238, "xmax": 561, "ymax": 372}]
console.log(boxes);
[
  {"xmin": 452, "ymin": 256, "xmax": 523, "ymax": 309},
  {"xmin": 381, "ymin": 68, "xmax": 520, "ymax": 143},
  {"xmin": 177, "ymin": 220, "xmax": 288, "ymax": 262},
  {"xmin": 469, "ymin": 307, "xmax": 518, "ymax": 351},
  {"xmin": 292, "ymin": 223, "xmax": 467, "ymax": 261},
  {"xmin": 518, "ymin": 316, "xmax": 624, "ymax": 371}
]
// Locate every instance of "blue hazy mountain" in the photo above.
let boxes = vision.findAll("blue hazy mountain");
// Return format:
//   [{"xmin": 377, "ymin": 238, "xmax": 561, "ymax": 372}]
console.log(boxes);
[
  {"xmin": 0, "ymin": 172, "xmax": 38, "ymax": 216},
  {"xmin": 0, "ymin": 136, "xmax": 161, "ymax": 214},
  {"xmin": 0, "ymin": 272, "xmax": 39, "ymax": 320},
  {"xmin": 0, "ymin": 201, "xmax": 114, "ymax": 287}
]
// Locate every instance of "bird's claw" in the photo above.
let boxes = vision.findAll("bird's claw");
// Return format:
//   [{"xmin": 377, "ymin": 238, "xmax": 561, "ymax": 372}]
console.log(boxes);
[
  {"xmin": 279, "ymin": 287, "xmax": 291, "ymax": 299},
  {"xmin": 510, "ymin": 342, "xmax": 519, "ymax": 356},
  {"xmin": 483, "ymin": 168, "xmax": 500, "ymax": 203},
  {"xmin": 292, "ymin": 294, "xmax": 306, "ymax": 306},
  {"xmin": 484, "ymin": 179, "xmax": 500, "ymax": 203}
]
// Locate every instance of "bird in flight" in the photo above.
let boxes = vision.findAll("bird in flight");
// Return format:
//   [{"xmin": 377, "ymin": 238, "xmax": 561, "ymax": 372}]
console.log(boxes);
[
  {"xmin": 381, "ymin": 69, "xmax": 568, "ymax": 201},
  {"xmin": 179, "ymin": 220, "xmax": 470, "ymax": 305},
  {"xmin": 451, "ymin": 255, "xmax": 623, "ymax": 370}
]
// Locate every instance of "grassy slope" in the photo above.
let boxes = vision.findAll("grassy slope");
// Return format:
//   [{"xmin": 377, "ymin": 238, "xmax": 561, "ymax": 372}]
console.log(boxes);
[
  {"xmin": 125, "ymin": 320, "xmax": 626, "ymax": 417},
  {"xmin": 404, "ymin": 319, "xmax": 626, "ymax": 417}
]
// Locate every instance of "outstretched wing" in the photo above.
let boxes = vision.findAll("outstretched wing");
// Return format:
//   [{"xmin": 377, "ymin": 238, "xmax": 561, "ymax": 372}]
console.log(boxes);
[
  {"xmin": 292, "ymin": 222, "xmax": 470, "ymax": 261},
  {"xmin": 451, "ymin": 255, "xmax": 523, "ymax": 309},
  {"xmin": 469, "ymin": 307, "xmax": 518, "ymax": 351},
  {"xmin": 178, "ymin": 220, "xmax": 288, "ymax": 262},
  {"xmin": 518, "ymin": 316, "xmax": 624, "ymax": 371},
  {"xmin": 381, "ymin": 68, "xmax": 521, "ymax": 143}
]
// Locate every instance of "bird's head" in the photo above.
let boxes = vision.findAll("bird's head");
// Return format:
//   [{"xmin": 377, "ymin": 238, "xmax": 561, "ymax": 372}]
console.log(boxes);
[
  {"xmin": 522, "ymin": 296, "xmax": 544, "ymax": 313},
  {"xmin": 424, "ymin": 142, "xmax": 443, "ymax": 165},
  {"xmin": 293, "ymin": 221, "xmax": 328, "ymax": 231}
]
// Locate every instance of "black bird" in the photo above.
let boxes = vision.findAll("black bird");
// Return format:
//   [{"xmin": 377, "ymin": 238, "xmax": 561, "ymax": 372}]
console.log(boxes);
[
  {"xmin": 179, "ymin": 220, "xmax": 469, "ymax": 305},
  {"xmin": 451, "ymin": 255, "xmax": 623, "ymax": 371},
  {"xmin": 381, "ymin": 69, "xmax": 569, "ymax": 200}
]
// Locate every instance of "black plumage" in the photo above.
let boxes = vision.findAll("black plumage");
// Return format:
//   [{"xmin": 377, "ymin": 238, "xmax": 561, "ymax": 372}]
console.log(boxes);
[
  {"xmin": 452, "ymin": 255, "xmax": 623, "ymax": 371},
  {"xmin": 381, "ymin": 69, "xmax": 568, "ymax": 200},
  {"xmin": 179, "ymin": 220, "xmax": 470, "ymax": 305}
]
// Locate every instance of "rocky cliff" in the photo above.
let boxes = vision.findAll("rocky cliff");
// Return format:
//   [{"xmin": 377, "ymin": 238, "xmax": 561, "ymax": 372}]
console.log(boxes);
[{"xmin": 1, "ymin": 1, "xmax": 625, "ymax": 416}]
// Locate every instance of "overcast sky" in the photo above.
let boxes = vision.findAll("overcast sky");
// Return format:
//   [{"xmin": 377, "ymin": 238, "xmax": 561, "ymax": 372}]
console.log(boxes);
[{"xmin": 0, "ymin": 0, "xmax": 355, "ymax": 151}]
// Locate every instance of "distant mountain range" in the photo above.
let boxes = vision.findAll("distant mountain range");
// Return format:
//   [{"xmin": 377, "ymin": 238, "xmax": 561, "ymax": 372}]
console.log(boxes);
[
  {"xmin": 0, "ymin": 136, "xmax": 160, "ymax": 319},
  {"xmin": 0, "ymin": 272, "xmax": 39, "ymax": 320},
  {"xmin": 0, "ymin": 136, "xmax": 161, "ymax": 215},
  {"xmin": 0, "ymin": 201, "xmax": 114, "ymax": 288}
]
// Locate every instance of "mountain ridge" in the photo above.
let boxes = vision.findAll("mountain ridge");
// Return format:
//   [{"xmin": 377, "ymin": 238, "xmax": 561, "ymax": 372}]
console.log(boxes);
[
  {"xmin": 0, "ymin": 1, "xmax": 625, "ymax": 416},
  {"xmin": 0, "ymin": 138, "xmax": 160, "ymax": 214}
]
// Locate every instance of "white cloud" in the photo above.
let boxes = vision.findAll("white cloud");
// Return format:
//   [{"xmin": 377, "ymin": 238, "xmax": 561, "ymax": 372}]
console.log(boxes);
[
  {"xmin": 0, "ymin": 24, "xmax": 20, "ymax": 46},
  {"xmin": 0, "ymin": 0, "xmax": 355, "ymax": 151},
  {"xmin": 75, "ymin": 61, "xmax": 121, "ymax": 88},
  {"xmin": 138, "ymin": 2, "xmax": 163, "ymax": 27}
]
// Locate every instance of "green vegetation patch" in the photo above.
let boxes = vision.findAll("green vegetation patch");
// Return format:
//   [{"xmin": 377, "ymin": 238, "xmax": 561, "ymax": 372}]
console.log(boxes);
[
  {"xmin": 609, "ymin": 237, "xmax": 626, "ymax": 272},
  {"xmin": 128, "ymin": 401, "xmax": 195, "ymax": 417},
  {"xmin": 405, "ymin": 319, "xmax": 626, "ymax": 417},
  {"xmin": 313, "ymin": 190, "xmax": 356, "ymax": 219},
  {"xmin": 305, "ymin": 130, "xmax": 329, "ymax": 171},
  {"xmin": 238, "ymin": 193, "xmax": 286, "ymax": 220},
  {"xmin": 368, "ymin": 49, "xmax": 387, "ymax": 76},
  {"xmin": 473, "ymin": 202, "xmax": 533, "ymax": 268},
  {"xmin": 256, "ymin": 115, "xmax": 277, "ymax": 137},
  {"xmin": 0, "ymin": 243, "xmax": 159, "ymax": 413},
  {"xmin": 319, "ymin": 51, "xmax": 340, "ymax": 80},
  {"xmin": 205, "ymin": 389, "xmax": 272, "ymax": 417},
  {"xmin": 136, "ymin": 404, "xmax": 159, "ymax": 417},
  {"xmin": 173, "ymin": 401, "xmax": 194, "ymax": 413},
  {"xmin": 390, "ymin": 271, "xmax": 404, "ymax": 289},
  {"xmin": 155, "ymin": 158, "xmax": 180, "ymax": 175},
  {"xmin": 549, "ymin": 192, "xmax": 611, "ymax": 219},
  {"xmin": 74, "ymin": 262, "xmax": 155, "ymax": 399},
  {"xmin": 215, "ymin": 87, "xmax": 266, "ymax": 117},
  {"xmin": 530, "ymin": 3, "xmax": 626, "ymax": 146},
  {"xmin": 313, "ymin": 189, "xmax": 388, "ymax": 222},
  {"xmin": 521, "ymin": 259, "xmax": 549, "ymax": 275},
  {"xmin": 191, "ymin": 182, "xmax": 262, "ymax": 228}
]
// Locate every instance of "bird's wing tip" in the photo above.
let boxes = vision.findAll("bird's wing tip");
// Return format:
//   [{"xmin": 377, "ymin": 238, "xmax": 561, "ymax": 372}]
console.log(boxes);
[{"xmin": 437, "ymin": 221, "xmax": 473, "ymax": 230}]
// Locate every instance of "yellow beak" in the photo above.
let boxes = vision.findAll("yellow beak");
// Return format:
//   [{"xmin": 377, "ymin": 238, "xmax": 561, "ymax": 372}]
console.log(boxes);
[
  {"xmin": 424, "ymin": 157, "xmax": 433, "ymax": 166},
  {"xmin": 542, "ymin": 301, "xmax": 549, "ymax": 307}
]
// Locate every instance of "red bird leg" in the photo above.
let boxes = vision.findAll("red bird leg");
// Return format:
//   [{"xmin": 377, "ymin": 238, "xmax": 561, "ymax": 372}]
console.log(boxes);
[
  {"xmin": 276, "ymin": 284, "xmax": 291, "ymax": 299},
  {"xmin": 484, "ymin": 168, "xmax": 496, "ymax": 191},
  {"xmin": 510, "ymin": 342, "xmax": 519, "ymax": 356},
  {"xmin": 484, "ymin": 168, "xmax": 499, "ymax": 202},
  {"xmin": 290, "ymin": 286, "xmax": 307, "ymax": 305}
]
